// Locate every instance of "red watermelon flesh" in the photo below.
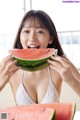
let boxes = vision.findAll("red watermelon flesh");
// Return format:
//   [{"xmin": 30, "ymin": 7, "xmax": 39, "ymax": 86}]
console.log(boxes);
[
  {"xmin": 6, "ymin": 102, "xmax": 76, "ymax": 120},
  {"xmin": 10, "ymin": 48, "xmax": 57, "ymax": 60},
  {"xmin": 34, "ymin": 103, "xmax": 76, "ymax": 120},
  {"xmin": 0, "ymin": 107, "xmax": 55, "ymax": 120}
]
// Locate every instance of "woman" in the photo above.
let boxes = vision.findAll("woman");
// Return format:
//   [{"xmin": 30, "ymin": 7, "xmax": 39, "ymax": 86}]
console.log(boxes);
[{"xmin": 0, "ymin": 10, "xmax": 80, "ymax": 105}]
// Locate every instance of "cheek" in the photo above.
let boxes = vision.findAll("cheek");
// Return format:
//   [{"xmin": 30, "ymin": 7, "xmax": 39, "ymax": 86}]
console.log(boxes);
[
  {"xmin": 20, "ymin": 35, "xmax": 27, "ymax": 48},
  {"xmin": 40, "ymin": 40, "xmax": 49, "ymax": 48},
  {"xmin": 41, "ymin": 36, "xmax": 50, "ymax": 46}
]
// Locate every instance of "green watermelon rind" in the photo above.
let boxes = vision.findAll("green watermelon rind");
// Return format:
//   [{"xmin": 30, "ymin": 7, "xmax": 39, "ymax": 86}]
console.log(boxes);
[
  {"xmin": 50, "ymin": 109, "xmax": 55, "ymax": 120},
  {"xmin": 16, "ymin": 61, "xmax": 49, "ymax": 71},
  {"xmin": 15, "ymin": 56, "xmax": 50, "ymax": 67},
  {"xmin": 13, "ymin": 49, "xmax": 57, "ymax": 71},
  {"xmin": 14, "ymin": 56, "xmax": 50, "ymax": 71},
  {"xmin": 71, "ymin": 102, "xmax": 76, "ymax": 120},
  {"xmin": 49, "ymin": 109, "xmax": 55, "ymax": 120}
]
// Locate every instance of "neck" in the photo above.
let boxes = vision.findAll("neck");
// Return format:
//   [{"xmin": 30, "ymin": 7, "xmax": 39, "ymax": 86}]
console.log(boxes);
[{"xmin": 23, "ymin": 67, "xmax": 48, "ymax": 76}]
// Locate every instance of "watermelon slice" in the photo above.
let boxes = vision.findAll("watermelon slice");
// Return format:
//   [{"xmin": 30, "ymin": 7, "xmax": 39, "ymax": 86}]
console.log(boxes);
[
  {"xmin": 5, "ymin": 102, "xmax": 76, "ymax": 120},
  {"xmin": 6, "ymin": 103, "xmax": 76, "ymax": 120},
  {"xmin": 33, "ymin": 103, "xmax": 76, "ymax": 120},
  {"xmin": 10, "ymin": 48, "xmax": 57, "ymax": 71},
  {"xmin": 0, "ymin": 108, "xmax": 55, "ymax": 120}
]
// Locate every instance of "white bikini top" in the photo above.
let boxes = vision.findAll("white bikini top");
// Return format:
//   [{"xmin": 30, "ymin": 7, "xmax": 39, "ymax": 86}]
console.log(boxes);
[{"xmin": 15, "ymin": 68, "xmax": 59, "ymax": 105}]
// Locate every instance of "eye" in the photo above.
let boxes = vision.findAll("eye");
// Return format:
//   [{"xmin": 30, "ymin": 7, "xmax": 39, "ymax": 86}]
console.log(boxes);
[
  {"xmin": 23, "ymin": 30, "xmax": 30, "ymax": 33},
  {"xmin": 37, "ymin": 30, "xmax": 44, "ymax": 34}
]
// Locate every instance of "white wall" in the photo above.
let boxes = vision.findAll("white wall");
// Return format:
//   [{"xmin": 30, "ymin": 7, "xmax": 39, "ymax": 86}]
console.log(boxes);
[{"xmin": 60, "ymin": 81, "xmax": 80, "ymax": 111}]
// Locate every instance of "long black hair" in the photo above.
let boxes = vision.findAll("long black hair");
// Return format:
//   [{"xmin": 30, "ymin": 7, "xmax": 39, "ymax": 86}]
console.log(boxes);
[{"xmin": 13, "ymin": 10, "xmax": 64, "ymax": 56}]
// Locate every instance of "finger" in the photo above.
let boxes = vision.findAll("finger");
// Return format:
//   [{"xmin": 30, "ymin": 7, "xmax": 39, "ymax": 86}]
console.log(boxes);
[
  {"xmin": 2, "ymin": 60, "xmax": 18, "ymax": 75},
  {"xmin": 49, "ymin": 64, "xmax": 59, "ymax": 72},
  {"xmin": 62, "ymin": 54, "xmax": 68, "ymax": 58},
  {"xmin": 49, "ymin": 64, "xmax": 67, "ymax": 76},
  {"xmin": 48, "ymin": 59, "xmax": 64, "ymax": 68},
  {"xmin": 0, "ymin": 58, "xmax": 17, "ymax": 73},
  {"xmin": 51, "ymin": 55, "xmax": 70, "ymax": 67},
  {"xmin": 0, "ymin": 64, "xmax": 5, "ymax": 72},
  {"xmin": 8, "ymin": 67, "xmax": 20, "ymax": 77},
  {"xmin": 0, "ymin": 55, "xmax": 13, "ymax": 66},
  {"xmin": 48, "ymin": 59, "xmax": 66, "ymax": 73}
]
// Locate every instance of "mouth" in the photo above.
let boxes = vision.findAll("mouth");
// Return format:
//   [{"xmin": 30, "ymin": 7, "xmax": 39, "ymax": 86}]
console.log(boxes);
[{"xmin": 27, "ymin": 45, "xmax": 40, "ymax": 49}]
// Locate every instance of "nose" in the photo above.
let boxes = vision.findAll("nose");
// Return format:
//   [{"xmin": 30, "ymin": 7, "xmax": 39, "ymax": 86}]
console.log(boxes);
[{"xmin": 29, "ymin": 31, "xmax": 37, "ymax": 42}]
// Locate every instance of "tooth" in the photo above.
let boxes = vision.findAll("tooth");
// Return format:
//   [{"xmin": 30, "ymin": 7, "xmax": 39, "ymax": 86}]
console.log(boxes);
[{"xmin": 29, "ymin": 45, "xmax": 37, "ymax": 47}]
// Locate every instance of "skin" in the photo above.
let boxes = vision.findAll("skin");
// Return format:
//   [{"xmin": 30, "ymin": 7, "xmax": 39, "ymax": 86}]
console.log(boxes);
[
  {"xmin": 0, "ymin": 19, "xmax": 80, "ymax": 105},
  {"xmin": 48, "ymin": 55, "xmax": 80, "ymax": 96}
]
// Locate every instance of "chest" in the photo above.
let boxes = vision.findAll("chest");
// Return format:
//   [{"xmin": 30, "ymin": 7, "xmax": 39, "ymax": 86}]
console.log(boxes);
[
  {"xmin": 16, "ymin": 77, "xmax": 59, "ymax": 104},
  {"xmin": 22, "ymin": 72, "xmax": 50, "ymax": 103},
  {"xmin": 10, "ymin": 68, "xmax": 61, "ymax": 104}
]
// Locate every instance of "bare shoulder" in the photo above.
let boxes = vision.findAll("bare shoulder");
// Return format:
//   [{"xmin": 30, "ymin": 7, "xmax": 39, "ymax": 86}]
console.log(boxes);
[{"xmin": 50, "ymin": 67, "xmax": 62, "ymax": 81}]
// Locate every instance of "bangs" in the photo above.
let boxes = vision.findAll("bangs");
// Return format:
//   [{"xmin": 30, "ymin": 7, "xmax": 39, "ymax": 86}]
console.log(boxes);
[{"xmin": 23, "ymin": 15, "xmax": 47, "ymax": 29}]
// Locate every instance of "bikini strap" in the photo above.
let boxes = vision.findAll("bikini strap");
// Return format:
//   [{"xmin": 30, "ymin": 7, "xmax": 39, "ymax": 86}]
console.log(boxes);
[
  {"xmin": 48, "ymin": 67, "xmax": 59, "ymax": 97},
  {"xmin": 21, "ymin": 70, "xmax": 24, "ymax": 83},
  {"xmin": 48, "ymin": 67, "xmax": 52, "ymax": 82}
]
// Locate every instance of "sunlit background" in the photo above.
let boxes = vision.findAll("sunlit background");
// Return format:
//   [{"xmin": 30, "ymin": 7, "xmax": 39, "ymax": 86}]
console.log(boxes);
[{"xmin": 0, "ymin": 0, "xmax": 80, "ymax": 71}]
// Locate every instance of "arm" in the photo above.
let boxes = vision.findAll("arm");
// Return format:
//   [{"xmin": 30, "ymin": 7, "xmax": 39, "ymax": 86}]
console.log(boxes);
[
  {"xmin": 64, "ymin": 62, "xmax": 80, "ymax": 96},
  {"xmin": 48, "ymin": 55, "xmax": 80, "ymax": 96},
  {"xmin": 0, "ymin": 55, "xmax": 19, "ymax": 91}
]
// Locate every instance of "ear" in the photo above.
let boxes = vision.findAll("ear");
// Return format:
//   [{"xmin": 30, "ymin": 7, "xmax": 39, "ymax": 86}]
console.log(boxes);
[{"xmin": 48, "ymin": 36, "xmax": 53, "ymax": 44}]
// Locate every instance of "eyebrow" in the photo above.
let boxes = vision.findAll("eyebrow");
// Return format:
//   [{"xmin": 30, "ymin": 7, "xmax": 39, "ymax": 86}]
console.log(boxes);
[{"xmin": 23, "ymin": 25, "xmax": 44, "ymax": 29}]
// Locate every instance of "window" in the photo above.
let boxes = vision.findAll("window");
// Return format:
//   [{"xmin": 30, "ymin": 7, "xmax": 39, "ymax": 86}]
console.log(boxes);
[{"xmin": 58, "ymin": 31, "xmax": 80, "ymax": 70}]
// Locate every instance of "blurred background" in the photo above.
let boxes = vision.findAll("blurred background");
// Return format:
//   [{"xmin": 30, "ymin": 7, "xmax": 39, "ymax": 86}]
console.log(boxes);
[{"xmin": 0, "ymin": 0, "xmax": 80, "ymax": 110}]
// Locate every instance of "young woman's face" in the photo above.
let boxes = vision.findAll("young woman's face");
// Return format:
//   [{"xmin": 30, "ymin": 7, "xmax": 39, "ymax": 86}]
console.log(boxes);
[{"xmin": 20, "ymin": 19, "xmax": 52, "ymax": 49}]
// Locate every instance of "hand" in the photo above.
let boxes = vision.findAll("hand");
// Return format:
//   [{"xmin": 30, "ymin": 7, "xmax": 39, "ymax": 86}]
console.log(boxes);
[
  {"xmin": 48, "ymin": 55, "xmax": 80, "ymax": 96},
  {"xmin": 48, "ymin": 55, "xmax": 73, "ymax": 80},
  {"xmin": 0, "ymin": 55, "xmax": 19, "ymax": 90}
]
